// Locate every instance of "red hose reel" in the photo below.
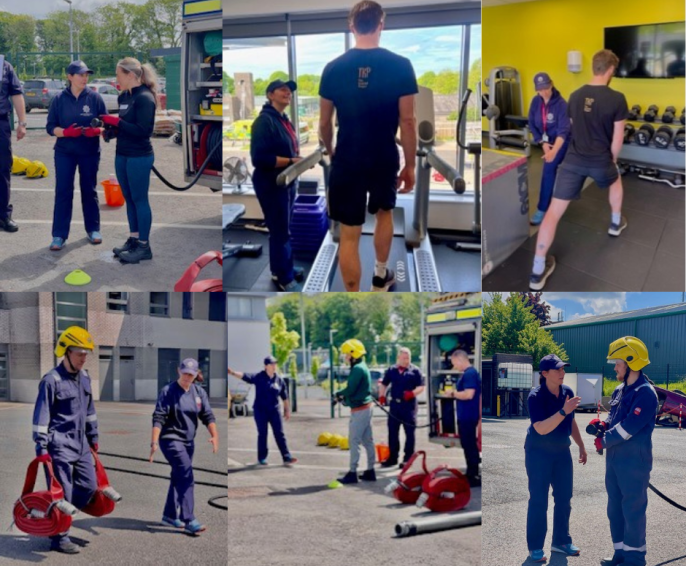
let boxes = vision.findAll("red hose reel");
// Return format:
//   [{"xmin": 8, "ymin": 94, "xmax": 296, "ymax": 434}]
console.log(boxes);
[
  {"xmin": 385, "ymin": 450, "xmax": 430, "ymax": 505},
  {"xmin": 416, "ymin": 465, "xmax": 471, "ymax": 513},
  {"xmin": 174, "ymin": 251, "xmax": 223, "ymax": 292},
  {"xmin": 13, "ymin": 456, "xmax": 74, "ymax": 537},
  {"xmin": 81, "ymin": 448, "xmax": 121, "ymax": 517}
]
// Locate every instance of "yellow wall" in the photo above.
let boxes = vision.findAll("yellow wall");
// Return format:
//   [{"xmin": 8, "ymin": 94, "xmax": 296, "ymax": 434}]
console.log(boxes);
[{"xmin": 483, "ymin": 0, "xmax": 686, "ymax": 129}]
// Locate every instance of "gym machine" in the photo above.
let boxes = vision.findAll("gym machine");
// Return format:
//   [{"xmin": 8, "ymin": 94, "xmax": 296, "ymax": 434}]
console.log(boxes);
[
  {"xmin": 278, "ymin": 86, "xmax": 465, "ymax": 292},
  {"xmin": 482, "ymin": 67, "xmax": 531, "ymax": 157}
]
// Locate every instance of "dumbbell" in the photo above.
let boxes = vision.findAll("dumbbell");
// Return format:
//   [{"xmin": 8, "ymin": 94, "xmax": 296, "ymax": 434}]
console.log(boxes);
[
  {"xmin": 681, "ymin": 108, "xmax": 685, "ymax": 125},
  {"xmin": 623, "ymin": 123, "xmax": 636, "ymax": 143},
  {"xmin": 654, "ymin": 126, "xmax": 674, "ymax": 149},
  {"xmin": 675, "ymin": 128, "xmax": 685, "ymax": 152},
  {"xmin": 628, "ymin": 104, "xmax": 642, "ymax": 121},
  {"xmin": 662, "ymin": 106, "xmax": 676, "ymax": 123},
  {"xmin": 643, "ymin": 105, "xmax": 659, "ymax": 122},
  {"xmin": 635, "ymin": 124, "xmax": 655, "ymax": 146}
]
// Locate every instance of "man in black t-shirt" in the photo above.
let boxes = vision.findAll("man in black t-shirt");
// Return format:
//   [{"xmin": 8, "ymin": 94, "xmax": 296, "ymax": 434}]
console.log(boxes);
[
  {"xmin": 319, "ymin": 0, "xmax": 418, "ymax": 292},
  {"xmin": 530, "ymin": 50, "xmax": 629, "ymax": 291}
]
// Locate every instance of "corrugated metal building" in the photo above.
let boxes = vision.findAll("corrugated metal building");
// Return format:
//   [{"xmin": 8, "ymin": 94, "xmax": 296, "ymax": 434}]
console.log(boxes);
[{"xmin": 548, "ymin": 303, "xmax": 686, "ymax": 380}]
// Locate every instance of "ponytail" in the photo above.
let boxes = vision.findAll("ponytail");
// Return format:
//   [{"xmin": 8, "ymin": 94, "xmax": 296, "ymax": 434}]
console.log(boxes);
[{"xmin": 116, "ymin": 57, "xmax": 158, "ymax": 108}]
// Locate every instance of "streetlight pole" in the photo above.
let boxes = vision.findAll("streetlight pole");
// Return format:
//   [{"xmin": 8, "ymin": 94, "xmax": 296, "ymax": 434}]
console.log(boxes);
[
  {"xmin": 329, "ymin": 328, "xmax": 338, "ymax": 418},
  {"xmin": 63, "ymin": 0, "xmax": 74, "ymax": 62}
]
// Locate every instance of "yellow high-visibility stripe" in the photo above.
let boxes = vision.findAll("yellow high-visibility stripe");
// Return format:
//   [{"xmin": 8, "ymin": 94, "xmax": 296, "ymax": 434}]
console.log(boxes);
[{"xmin": 183, "ymin": 0, "xmax": 221, "ymax": 16}]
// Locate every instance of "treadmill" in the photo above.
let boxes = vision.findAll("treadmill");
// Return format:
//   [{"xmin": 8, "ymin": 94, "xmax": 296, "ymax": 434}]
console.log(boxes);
[{"xmin": 277, "ymin": 86, "xmax": 464, "ymax": 292}]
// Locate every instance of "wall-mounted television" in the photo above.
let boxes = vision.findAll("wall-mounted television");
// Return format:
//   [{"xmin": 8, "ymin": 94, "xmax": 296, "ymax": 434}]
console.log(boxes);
[{"xmin": 605, "ymin": 21, "xmax": 685, "ymax": 78}]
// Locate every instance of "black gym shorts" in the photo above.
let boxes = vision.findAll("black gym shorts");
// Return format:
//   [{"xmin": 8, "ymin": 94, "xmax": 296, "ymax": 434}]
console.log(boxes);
[
  {"xmin": 553, "ymin": 161, "xmax": 620, "ymax": 201},
  {"xmin": 328, "ymin": 160, "xmax": 398, "ymax": 226}
]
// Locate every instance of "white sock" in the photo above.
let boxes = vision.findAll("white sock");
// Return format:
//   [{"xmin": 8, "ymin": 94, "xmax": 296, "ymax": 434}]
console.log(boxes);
[
  {"xmin": 374, "ymin": 261, "xmax": 387, "ymax": 279},
  {"xmin": 533, "ymin": 255, "xmax": 546, "ymax": 276},
  {"xmin": 611, "ymin": 212, "xmax": 621, "ymax": 225}
]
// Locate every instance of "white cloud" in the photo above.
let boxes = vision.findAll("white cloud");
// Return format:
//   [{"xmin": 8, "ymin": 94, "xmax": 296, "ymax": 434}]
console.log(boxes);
[
  {"xmin": 434, "ymin": 35, "xmax": 460, "ymax": 43},
  {"xmin": 398, "ymin": 44, "xmax": 421, "ymax": 53},
  {"xmin": 569, "ymin": 312, "xmax": 595, "ymax": 321},
  {"xmin": 543, "ymin": 293, "xmax": 627, "ymax": 317}
]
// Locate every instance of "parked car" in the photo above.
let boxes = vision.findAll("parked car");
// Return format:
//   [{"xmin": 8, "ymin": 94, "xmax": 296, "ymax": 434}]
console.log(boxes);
[
  {"xmin": 22, "ymin": 78, "xmax": 66, "ymax": 112},
  {"xmin": 88, "ymin": 84, "xmax": 120, "ymax": 113},
  {"xmin": 92, "ymin": 78, "xmax": 119, "ymax": 91},
  {"xmin": 296, "ymin": 373, "xmax": 316, "ymax": 386}
]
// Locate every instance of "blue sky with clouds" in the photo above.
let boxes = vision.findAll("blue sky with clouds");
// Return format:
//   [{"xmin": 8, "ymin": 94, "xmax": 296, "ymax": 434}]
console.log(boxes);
[
  {"xmin": 486, "ymin": 293, "xmax": 686, "ymax": 323},
  {"xmin": 226, "ymin": 24, "xmax": 481, "ymax": 80}
]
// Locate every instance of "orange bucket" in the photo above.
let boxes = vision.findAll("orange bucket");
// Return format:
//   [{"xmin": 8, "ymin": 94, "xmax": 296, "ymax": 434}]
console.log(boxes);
[
  {"xmin": 375, "ymin": 443, "xmax": 390, "ymax": 462},
  {"xmin": 101, "ymin": 179, "xmax": 125, "ymax": 207}
]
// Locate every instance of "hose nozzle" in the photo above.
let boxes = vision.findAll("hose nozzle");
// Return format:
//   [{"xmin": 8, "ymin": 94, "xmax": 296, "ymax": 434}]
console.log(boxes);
[{"xmin": 102, "ymin": 486, "xmax": 122, "ymax": 502}]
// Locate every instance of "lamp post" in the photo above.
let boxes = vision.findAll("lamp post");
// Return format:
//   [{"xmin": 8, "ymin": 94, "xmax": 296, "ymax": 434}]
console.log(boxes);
[
  {"xmin": 63, "ymin": 0, "xmax": 74, "ymax": 62},
  {"xmin": 329, "ymin": 328, "xmax": 338, "ymax": 418}
]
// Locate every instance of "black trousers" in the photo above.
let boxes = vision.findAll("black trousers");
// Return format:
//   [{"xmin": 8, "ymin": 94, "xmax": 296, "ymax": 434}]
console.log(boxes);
[
  {"xmin": 458, "ymin": 419, "xmax": 480, "ymax": 478},
  {"xmin": 0, "ymin": 118, "xmax": 12, "ymax": 219}
]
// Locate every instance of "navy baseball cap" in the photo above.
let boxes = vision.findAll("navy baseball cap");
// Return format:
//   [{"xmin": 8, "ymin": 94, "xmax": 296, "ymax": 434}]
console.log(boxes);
[
  {"xmin": 539, "ymin": 354, "xmax": 570, "ymax": 372},
  {"xmin": 533, "ymin": 72, "xmax": 552, "ymax": 91},
  {"xmin": 264, "ymin": 355, "xmax": 278, "ymax": 365},
  {"xmin": 266, "ymin": 79, "xmax": 297, "ymax": 94},
  {"xmin": 179, "ymin": 358, "xmax": 199, "ymax": 376},
  {"xmin": 66, "ymin": 60, "xmax": 94, "ymax": 75}
]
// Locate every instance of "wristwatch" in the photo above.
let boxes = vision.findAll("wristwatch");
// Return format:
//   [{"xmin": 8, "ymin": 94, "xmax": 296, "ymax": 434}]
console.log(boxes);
[
  {"xmin": 559, "ymin": 408, "xmax": 567, "ymax": 417},
  {"xmin": 288, "ymin": 157, "xmax": 294, "ymax": 165},
  {"xmin": 18, "ymin": 121, "xmax": 27, "ymax": 127}
]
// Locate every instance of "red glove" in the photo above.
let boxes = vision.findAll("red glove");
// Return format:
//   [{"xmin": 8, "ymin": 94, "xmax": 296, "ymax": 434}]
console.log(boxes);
[
  {"xmin": 91, "ymin": 443, "xmax": 99, "ymax": 452},
  {"xmin": 379, "ymin": 395, "xmax": 386, "ymax": 405},
  {"xmin": 403, "ymin": 390, "xmax": 415, "ymax": 402},
  {"xmin": 84, "ymin": 127, "xmax": 103, "ymax": 138},
  {"xmin": 594, "ymin": 437, "xmax": 604, "ymax": 454},
  {"xmin": 62, "ymin": 123, "xmax": 83, "ymax": 138},
  {"xmin": 100, "ymin": 115, "xmax": 120, "ymax": 127},
  {"xmin": 588, "ymin": 418, "xmax": 607, "ymax": 431},
  {"xmin": 36, "ymin": 454, "xmax": 51, "ymax": 463}
]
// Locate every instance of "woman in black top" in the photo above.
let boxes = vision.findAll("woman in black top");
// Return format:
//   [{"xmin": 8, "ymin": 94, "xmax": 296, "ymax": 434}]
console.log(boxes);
[
  {"xmin": 250, "ymin": 79, "xmax": 303, "ymax": 291},
  {"xmin": 99, "ymin": 57, "xmax": 157, "ymax": 264}
]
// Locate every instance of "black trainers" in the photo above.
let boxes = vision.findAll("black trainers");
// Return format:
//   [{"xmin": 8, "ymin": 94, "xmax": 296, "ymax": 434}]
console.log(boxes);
[
  {"xmin": 599, "ymin": 553, "xmax": 624, "ymax": 566},
  {"xmin": 529, "ymin": 256, "xmax": 556, "ymax": 291},
  {"xmin": 371, "ymin": 268, "xmax": 396, "ymax": 292},
  {"xmin": 339, "ymin": 471, "xmax": 359, "ymax": 484},
  {"xmin": 119, "ymin": 242, "xmax": 153, "ymax": 264},
  {"xmin": 272, "ymin": 267, "xmax": 305, "ymax": 283},
  {"xmin": 608, "ymin": 216, "xmax": 628, "ymax": 237},
  {"xmin": 468, "ymin": 474, "xmax": 482, "ymax": 488},
  {"xmin": 359, "ymin": 469, "xmax": 377, "ymax": 481},
  {"xmin": 0, "ymin": 215, "xmax": 18, "ymax": 232},
  {"xmin": 113, "ymin": 237, "xmax": 138, "ymax": 257},
  {"xmin": 380, "ymin": 459, "xmax": 398, "ymax": 468}
]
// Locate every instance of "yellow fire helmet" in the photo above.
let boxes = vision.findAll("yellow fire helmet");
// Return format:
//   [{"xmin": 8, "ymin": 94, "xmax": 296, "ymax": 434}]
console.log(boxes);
[
  {"xmin": 26, "ymin": 160, "xmax": 49, "ymax": 179},
  {"xmin": 317, "ymin": 432, "xmax": 333, "ymax": 446},
  {"xmin": 55, "ymin": 326, "xmax": 95, "ymax": 358},
  {"xmin": 11, "ymin": 156, "xmax": 32, "ymax": 175},
  {"xmin": 338, "ymin": 436, "xmax": 349, "ymax": 450},
  {"xmin": 340, "ymin": 339, "xmax": 366, "ymax": 360},
  {"xmin": 607, "ymin": 336, "xmax": 650, "ymax": 371},
  {"xmin": 327, "ymin": 434, "xmax": 343, "ymax": 448}
]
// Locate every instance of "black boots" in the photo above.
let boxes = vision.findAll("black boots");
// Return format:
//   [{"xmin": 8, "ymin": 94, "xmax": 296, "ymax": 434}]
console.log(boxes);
[
  {"xmin": 0, "ymin": 214, "xmax": 18, "ymax": 232},
  {"xmin": 113, "ymin": 236, "xmax": 138, "ymax": 257},
  {"xmin": 119, "ymin": 241, "xmax": 153, "ymax": 264},
  {"xmin": 359, "ymin": 469, "xmax": 377, "ymax": 481}
]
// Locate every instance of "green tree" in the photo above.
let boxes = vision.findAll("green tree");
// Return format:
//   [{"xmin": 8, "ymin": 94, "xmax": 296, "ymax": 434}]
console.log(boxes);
[
  {"xmin": 468, "ymin": 57, "xmax": 481, "ymax": 92},
  {"xmin": 483, "ymin": 293, "xmax": 567, "ymax": 362},
  {"xmin": 310, "ymin": 356, "xmax": 321, "ymax": 379},
  {"xmin": 270, "ymin": 312, "xmax": 300, "ymax": 370},
  {"xmin": 289, "ymin": 354, "xmax": 298, "ymax": 379},
  {"xmin": 370, "ymin": 350, "xmax": 379, "ymax": 367}
]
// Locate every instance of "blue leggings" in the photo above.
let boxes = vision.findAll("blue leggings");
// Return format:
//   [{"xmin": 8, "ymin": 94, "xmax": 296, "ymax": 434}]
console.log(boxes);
[{"xmin": 115, "ymin": 154, "xmax": 154, "ymax": 241}]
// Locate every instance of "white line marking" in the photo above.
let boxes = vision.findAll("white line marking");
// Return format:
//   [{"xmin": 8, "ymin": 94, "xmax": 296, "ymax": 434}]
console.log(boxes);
[
  {"xmin": 227, "ymin": 447, "xmax": 466, "ymax": 461},
  {"xmin": 5, "ymin": 220, "xmax": 219, "ymax": 230},
  {"xmin": 11, "ymin": 188, "xmax": 219, "ymax": 198}
]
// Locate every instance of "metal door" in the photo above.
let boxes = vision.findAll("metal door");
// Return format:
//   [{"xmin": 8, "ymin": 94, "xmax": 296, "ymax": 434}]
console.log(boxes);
[
  {"xmin": 158, "ymin": 348, "xmax": 180, "ymax": 391},
  {"xmin": 119, "ymin": 348, "xmax": 136, "ymax": 401},
  {"xmin": 99, "ymin": 347, "xmax": 114, "ymax": 401}
]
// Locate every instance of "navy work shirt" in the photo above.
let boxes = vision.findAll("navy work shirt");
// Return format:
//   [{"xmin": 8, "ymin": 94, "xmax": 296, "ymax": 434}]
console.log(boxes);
[
  {"xmin": 382, "ymin": 364, "xmax": 424, "ymax": 407},
  {"xmin": 153, "ymin": 382, "xmax": 216, "ymax": 443},
  {"xmin": 526, "ymin": 382, "xmax": 575, "ymax": 451},
  {"xmin": 0, "ymin": 59, "xmax": 23, "ymax": 115},
  {"xmin": 457, "ymin": 366, "xmax": 481, "ymax": 422},
  {"xmin": 319, "ymin": 47, "xmax": 418, "ymax": 169},
  {"xmin": 527, "ymin": 87, "xmax": 571, "ymax": 145},
  {"xmin": 46, "ymin": 86, "xmax": 108, "ymax": 155},
  {"xmin": 242, "ymin": 370, "xmax": 288, "ymax": 412}
]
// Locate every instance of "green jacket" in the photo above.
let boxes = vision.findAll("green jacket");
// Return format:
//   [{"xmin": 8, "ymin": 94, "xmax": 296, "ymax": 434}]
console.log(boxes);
[{"xmin": 337, "ymin": 361, "xmax": 373, "ymax": 409}]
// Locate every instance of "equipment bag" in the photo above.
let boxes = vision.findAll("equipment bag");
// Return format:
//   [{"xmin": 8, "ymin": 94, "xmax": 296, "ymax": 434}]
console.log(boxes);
[
  {"xmin": 13, "ymin": 456, "xmax": 75, "ymax": 537},
  {"xmin": 385, "ymin": 451, "xmax": 430, "ymax": 505},
  {"xmin": 417, "ymin": 465, "xmax": 471, "ymax": 513},
  {"xmin": 81, "ymin": 448, "xmax": 122, "ymax": 517}
]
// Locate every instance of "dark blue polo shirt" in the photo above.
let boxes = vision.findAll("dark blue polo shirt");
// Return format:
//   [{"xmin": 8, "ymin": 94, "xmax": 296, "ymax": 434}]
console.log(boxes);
[
  {"xmin": 0, "ymin": 60, "xmax": 23, "ymax": 115},
  {"xmin": 152, "ymin": 382, "xmax": 216, "ymax": 443},
  {"xmin": 243, "ymin": 371, "xmax": 288, "ymax": 412},
  {"xmin": 526, "ymin": 382, "xmax": 575, "ymax": 451},
  {"xmin": 382, "ymin": 364, "xmax": 424, "ymax": 408},
  {"xmin": 46, "ymin": 86, "xmax": 107, "ymax": 155},
  {"xmin": 457, "ymin": 366, "xmax": 481, "ymax": 422}
]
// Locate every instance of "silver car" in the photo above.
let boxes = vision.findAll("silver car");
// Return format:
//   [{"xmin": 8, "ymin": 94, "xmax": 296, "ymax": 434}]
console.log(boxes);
[{"xmin": 88, "ymin": 83, "xmax": 120, "ymax": 113}]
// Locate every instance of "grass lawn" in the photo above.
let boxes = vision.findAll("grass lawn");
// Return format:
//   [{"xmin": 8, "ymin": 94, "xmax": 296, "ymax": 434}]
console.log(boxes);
[{"xmin": 603, "ymin": 379, "xmax": 686, "ymax": 397}]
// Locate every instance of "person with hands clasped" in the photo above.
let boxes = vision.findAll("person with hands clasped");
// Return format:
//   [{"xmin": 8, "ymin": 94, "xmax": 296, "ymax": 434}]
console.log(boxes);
[
  {"xmin": 46, "ymin": 60, "xmax": 107, "ymax": 251},
  {"xmin": 525, "ymin": 354, "xmax": 586, "ymax": 563},
  {"xmin": 32, "ymin": 326, "xmax": 100, "ymax": 554},
  {"xmin": 227, "ymin": 356, "xmax": 298, "ymax": 466},
  {"xmin": 377, "ymin": 347, "xmax": 425, "ymax": 468},
  {"xmin": 151, "ymin": 359, "xmax": 218, "ymax": 536},
  {"xmin": 591, "ymin": 337, "xmax": 658, "ymax": 566}
]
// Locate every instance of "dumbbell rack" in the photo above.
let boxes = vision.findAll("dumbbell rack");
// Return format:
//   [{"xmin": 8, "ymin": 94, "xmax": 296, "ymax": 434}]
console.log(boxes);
[{"xmin": 620, "ymin": 118, "xmax": 685, "ymax": 179}]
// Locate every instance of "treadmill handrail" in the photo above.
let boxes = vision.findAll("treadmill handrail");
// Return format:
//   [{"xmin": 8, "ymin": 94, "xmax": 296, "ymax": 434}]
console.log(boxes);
[
  {"xmin": 276, "ymin": 147, "xmax": 326, "ymax": 186},
  {"xmin": 426, "ymin": 150, "xmax": 466, "ymax": 194}
]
